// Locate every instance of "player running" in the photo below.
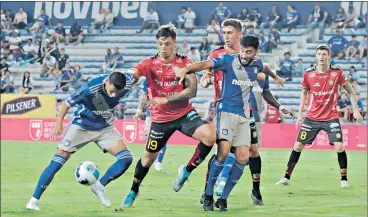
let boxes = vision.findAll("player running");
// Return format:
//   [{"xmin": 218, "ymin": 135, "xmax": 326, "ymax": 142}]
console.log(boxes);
[
  {"xmin": 174, "ymin": 35, "xmax": 267, "ymax": 211},
  {"xmin": 121, "ymin": 24, "xmax": 216, "ymax": 208},
  {"xmin": 275, "ymin": 45, "xmax": 363, "ymax": 187},
  {"xmin": 134, "ymin": 77, "xmax": 167, "ymax": 171},
  {"xmin": 26, "ymin": 72, "xmax": 133, "ymax": 210}
]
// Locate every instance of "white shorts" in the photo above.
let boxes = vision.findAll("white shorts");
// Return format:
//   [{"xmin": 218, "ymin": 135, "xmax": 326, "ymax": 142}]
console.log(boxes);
[{"xmin": 58, "ymin": 124, "xmax": 122, "ymax": 153}]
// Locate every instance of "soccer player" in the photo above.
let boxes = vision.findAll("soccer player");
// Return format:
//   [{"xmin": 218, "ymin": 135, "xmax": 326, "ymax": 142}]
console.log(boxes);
[
  {"xmin": 26, "ymin": 72, "xmax": 134, "ymax": 210},
  {"xmin": 121, "ymin": 24, "xmax": 216, "ymax": 208},
  {"xmin": 275, "ymin": 45, "xmax": 363, "ymax": 187},
  {"xmin": 174, "ymin": 35, "xmax": 267, "ymax": 211},
  {"xmin": 134, "ymin": 77, "xmax": 167, "ymax": 171}
]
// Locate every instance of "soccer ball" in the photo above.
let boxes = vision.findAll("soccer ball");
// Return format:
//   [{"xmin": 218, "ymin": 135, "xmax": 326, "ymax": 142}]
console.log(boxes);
[{"xmin": 75, "ymin": 161, "xmax": 100, "ymax": 186}]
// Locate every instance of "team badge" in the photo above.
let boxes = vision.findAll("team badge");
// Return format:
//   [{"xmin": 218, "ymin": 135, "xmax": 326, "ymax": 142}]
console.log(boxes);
[
  {"xmin": 29, "ymin": 120, "xmax": 43, "ymax": 140},
  {"xmin": 222, "ymin": 129, "xmax": 228, "ymax": 135},
  {"xmin": 252, "ymin": 131, "xmax": 257, "ymax": 138},
  {"xmin": 328, "ymin": 80, "xmax": 334, "ymax": 85},
  {"xmin": 123, "ymin": 122, "xmax": 137, "ymax": 143},
  {"xmin": 336, "ymin": 133, "xmax": 341, "ymax": 139},
  {"xmin": 63, "ymin": 139, "xmax": 72, "ymax": 147}
]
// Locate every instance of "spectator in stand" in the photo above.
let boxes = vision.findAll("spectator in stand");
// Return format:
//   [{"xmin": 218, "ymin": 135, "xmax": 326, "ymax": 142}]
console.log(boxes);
[
  {"xmin": 53, "ymin": 21, "xmax": 66, "ymax": 45},
  {"xmin": 345, "ymin": 35, "xmax": 360, "ymax": 60},
  {"xmin": 206, "ymin": 19, "xmax": 221, "ymax": 45},
  {"xmin": 28, "ymin": 19, "xmax": 48, "ymax": 43},
  {"xmin": 90, "ymin": 8, "xmax": 105, "ymax": 33},
  {"xmin": 211, "ymin": 2, "xmax": 231, "ymax": 24},
  {"xmin": 277, "ymin": 52, "xmax": 294, "ymax": 81},
  {"xmin": 110, "ymin": 47, "xmax": 124, "ymax": 70},
  {"xmin": 136, "ymin": 8, "xmax": 159, "ymax": 33},
  {"xmin": 102, "ymin": 48, "xmax": 113, "ymax": 72},
  {"xmin": 306, "ymin": 4, "xmax": 328, "ymax": 40},
  {"xmin": 174, "ymin": 7, "xmax": 187, "ymax": 29},
  {"xmin": 266, "ymin": 26, "xmax": 280, "ymax": 53},
  {"xmin": 355, "ymin": 93, "xmax": 365, "ymax": 118},
  {"xmin": 348, "ymin": 66, "xmax": 360, "ymax": 81},
  {"xmin": 260, "ymin": 6, "xmax": 281, "ymax": 31},
  {"xmin": 19, "ymin": 71, "xmax": 34, "ymax": 94},
  {"xmin": 295, "ymin": 58, "xmax": 304, "ymax": 76},
  {"xmin": 331, "ymin": 7, "xmax": 346, "ymax": 29},
  {"xmin": 177, "ymin": 39, "xmax": 191, "ymax": 56},
  {"xmin": 41, "ymin": 54, "xmax": 57, "ymax": 77},
  {"xmin": 328, "ymin": 28, "xmax": 348, "ymax": 58},
  {"xmin": 358, "ymin": 35, "xmax": 367, "ymax": 60},
  {"xmin": 20, "ymin": 39, "xmax": 37, "ymax": 62},
  {"xmin": 65, "ymin": 22, "xmax": 84, "ymax": 45},
  {"xmin": 184, "ymin": 7, "xmax": 196, "ymax": 33},
  {"xmin": 42, "ymin": 39, "xmax": 59, "ymax": 60},
  {"xmin": 248, "ymin": 7, "xmax": 261, "ymax": 28},
  {"xmin": 258, "ymin": 31, "xmax": 267, "ymax": 53},
  {"xmin": 59, "ymin": 63, "xmax": 74, "ymax": 91},
  {"xmin": 357, "ymin": 12, "xmax": 367, "ymax": 29},
  {"xmin": 337, "ymin": 92, "xmax": 351, "ymax": 121},
  {"xmin": 199, "ymin": 37, "xmax": 211, "ymax": 61},
  {"xmin": 102, "ymin": 8, "xmax": 114, "ymax": 32},
  {"xmin": 35, "ymin": 9, "xmax": 51, "ymax": 26},
  {"xmin": 1, "ymin": 70, "xmax": 14, "ymax": 93},
  {"xmin": 1, "ymin": 9, "xmax": 6, "ymax": 30},
  {"xmin": 4, "ymin": 9, "xmax": 14, "ymax": 31},
  {"xmin": 277, "ymin": 4, "xmax": 299, "ymax": 32},
  {"xmin": 343, "ymin": 5, "xmax": 360, "ymax": 29},
  {"xmin": 8, "ymin": 30, "xmax": 22, "ymax": 61},
  {"xmin": 70, "ymin": 64, "xmax": 84, "ymax": 90},
  {"xmin": 57, "ymin": 48, "xmax": 69, "ymax": 71},
  {"xmin": 187, "ymin": 47, "xmax": 200, "ymax": 63},
  {"xmin": 244, "ymin": 25, "xmax": 258, "ymax": 37},
  {"xmin": 1, "ymin": 57, "xmax": 9, "ymax": 74},
  {"xmin": 238, "ymin": 8, "xmax": 250, "ymax": 31},
  {"xmin": 13, "ymin": 7, "xmax": 27, "ymax": 29}
]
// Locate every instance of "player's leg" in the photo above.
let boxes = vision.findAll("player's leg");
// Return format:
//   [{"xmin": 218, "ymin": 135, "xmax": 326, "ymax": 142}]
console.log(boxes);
[
  {"xmin": 122, "ymin": 122, "xmax": 175, "ymax": 208},
  {"xmin": 26, "ymin": 124, "xmax": 91, "ymax": 210},
  {"xmin": 214, "ymin": 146, "xmax": 235, "ymax": 196},
  {"xmin": 155, "ymin": 144, "xmax": 167, "ymax": 171},
  {"xmin": 173, "ymin": 110, "xmax": 216, "ymax": 192},
  {"xmin": 276, "ymin": 118, "xmax": 320, "ymax": 185},
  {"xmin": 324, "ymin": 120, "xmax": 348, "ymax": 187},
  {"xmin": 200, "ymin": 153, "xmax": 216, "ymax": 204},
  {"xmin": 92, "ymin": 127, "xmax": 133, "ymax": 207}
]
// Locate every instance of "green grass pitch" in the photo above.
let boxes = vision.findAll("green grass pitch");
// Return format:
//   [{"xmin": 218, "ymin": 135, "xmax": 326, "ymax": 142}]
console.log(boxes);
[{"xmin": 1, "ymin": 141, "xmax": 367, "ymax": 217}]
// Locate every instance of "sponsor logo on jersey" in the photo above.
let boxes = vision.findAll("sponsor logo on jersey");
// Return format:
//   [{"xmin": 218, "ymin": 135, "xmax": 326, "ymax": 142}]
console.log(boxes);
[
  {"xmin": 313, "ymin": 82, "xmax": 320, "ymax": 87},
  {"xmin": 29, "ymin": 119, "xmax": 43, "ymax": 140},
  {"xmin": 92, "ymin": 108, "xmax": 114, "ymax": 116},
  {"xmin": 232, "ymin": 79, "xmax": 256, "ymax": 86},
  {"xmin": 122, "ymin": 122, "xmax": 137, "ymax": 143}
]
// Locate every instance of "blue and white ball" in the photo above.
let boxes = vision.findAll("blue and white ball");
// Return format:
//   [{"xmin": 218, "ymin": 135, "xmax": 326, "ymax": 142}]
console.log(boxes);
[{"xmin": 75, "ymin": 161, "xmax": 100, "ymax": 186}]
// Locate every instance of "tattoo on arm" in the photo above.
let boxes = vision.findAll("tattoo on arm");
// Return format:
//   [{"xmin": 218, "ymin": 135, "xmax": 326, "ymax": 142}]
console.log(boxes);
[
  {"xmin": 262, "ymin": 90, "xmax": 281, "ymax": 109},
  {"xmin": 138, "ymin": 92, "xmax": 147, "ymax": 110},
  {"xmin": 166, "ymin": 73, "xmax": 197, "ymax": 102}
]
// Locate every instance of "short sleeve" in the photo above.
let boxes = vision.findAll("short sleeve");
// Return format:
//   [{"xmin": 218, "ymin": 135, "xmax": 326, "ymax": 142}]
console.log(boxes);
[
  {"xmin": 301, "ymin": 72, "xmax": 309, "ymax": 89},
  {"xmin": 211, "ymin": 54, "xmax": 234, "ymax": 72},
  {"xmin": 65, "ymin": 84, "xmax": 89, "ymax": 108},
  {"xmin": 184, "ymin": 56, "xmax": 193, "ymax": 67},
  {"xmin": 339, "ymin": 70, "xmax": 348, "ymax": 86},
  {"xmin": 134, "ymin": 58, "xmax": 150, "ymax": 77}
]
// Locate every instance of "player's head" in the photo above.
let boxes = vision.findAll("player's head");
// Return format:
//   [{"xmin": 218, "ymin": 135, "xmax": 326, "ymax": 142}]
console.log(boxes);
[
  {"xmin": 351, "ymin": 35, "xmax": 357, "ymax": 41},
  {"xmin": 105, "ymin": 72, "xmax": 127, "ymax": 97},
  {"xmin": 315, "ymin": 45, "xmax": 331, "ymax": 66},
  {"xmin": 239, "ymin": 35, "xmax": 259, "ymax": 65},
  {"xmin": 156, "ymin": 24, "xmax": 178, "ymax": 59},
  {"xmin": 221, "ymin": 19, "xmax": 242, "ymax": 49}
]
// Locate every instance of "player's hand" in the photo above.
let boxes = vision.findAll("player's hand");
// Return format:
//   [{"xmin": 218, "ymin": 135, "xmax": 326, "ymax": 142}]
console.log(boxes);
[
  {"xmin": 134, "ymin": 111, "xmax": 142, "ymax": 120},
  {"xmin": 275, "ymin": 76, "xmax": 285, "ymax": 87},
  {"xmin": 50, "ymin": 123, "xmax": 63, "ymax": 140},
  {"xmin": 147, "ymin": 97, "xmax": 169, "ymax": 109},
  {"xmin": 353, "ymin": 110, "xmax": 363, "ymax": 122},
  {"xmin": 295, "ymin": 115, "xmax": 303, "ymax": 129},
  {"xmin": 200, "ymin": 76, "xmax": 211, "ymax": 88},
  {"xmin": 173, "ymin": 66, "xmax": 188, "ymax": 85},
  {"xmin": 281, "ymin": 107, "xmax": 294, "ymax": 118}
]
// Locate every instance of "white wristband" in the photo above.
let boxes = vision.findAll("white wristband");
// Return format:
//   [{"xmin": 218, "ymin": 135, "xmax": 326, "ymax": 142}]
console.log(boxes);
[
  {"xmin": 136, "ymin": 108, "xmax": 142, "ymax": 113},
  {"xmin": 279, "ymin": 105, "xmax": 285, "ymax": 111}
]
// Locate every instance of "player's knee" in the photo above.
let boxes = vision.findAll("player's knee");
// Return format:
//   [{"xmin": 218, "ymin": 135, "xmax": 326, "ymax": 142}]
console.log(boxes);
[
  {"xmin": 141, "ymin": 151, "xmax": 158, "ymax": 167},
  {"xmin": 334, "ymin": 142, "xmax": 345, "ymax": 152},
  {"xmin": 293, "ymin": 142, "xmax": 304, "ymax": 152},
  {"xmin": 56, "ymin": 149, "xmax": 72, "ymax": 160},
  {"xmin": 202, "ymin": 127, "xmax": 217, "ymax": 146},
  {"xmin": 235, "ymin": 150, "xmax": 249, "ymax": 164}
]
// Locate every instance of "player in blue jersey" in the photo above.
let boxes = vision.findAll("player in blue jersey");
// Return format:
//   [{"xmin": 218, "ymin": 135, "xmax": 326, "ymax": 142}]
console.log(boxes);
[
  {"xmin": 26, "ymin": 72, "xmax": 133, "ymax": 210},
  {"xmin": 134, "ymin": 77, "xmax": 167, "ymax": 171},
  {"xmin": 175, "ymin": 35, "xmax": 269, "ymax": 211}
]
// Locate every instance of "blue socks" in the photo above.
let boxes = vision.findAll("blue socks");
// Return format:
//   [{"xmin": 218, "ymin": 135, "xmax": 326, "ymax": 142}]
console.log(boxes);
[
  {"xmin": 157, "ymin": 145, "xmax": 167, "ymax": 163},
  {"xmin": 100, "ymin": 150, "xmax": 133, "ymax": 186},
  {"xmin": 33, "ymin": 154, "xmax": 67, "ymax": 199},
  {"xmin": 220, "ymin": 160, "xmax": 246, "ymax": 200},
  {"xmin": 217, "ymin": 153, "xmax": 235, "ymax": 182},
  {"xmin": 205, "ymin": 158, "xmax": 225, "ymax": 196}
]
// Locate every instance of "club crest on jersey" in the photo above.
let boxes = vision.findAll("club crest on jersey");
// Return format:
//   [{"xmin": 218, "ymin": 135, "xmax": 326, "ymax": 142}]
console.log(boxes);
[
  {"xmin": 122, "ymin": 122, "xmax": 137, "ymax": 143},
  {"xmin": 29, "ymin": 120, "xmax": 43, "ymax": 140},
  {"xmin": 222, "ymin": 129, "xmax": 228, "ymax": 135},
  {"xmin": 328, "ymin": 80, "xmax": 334, "ymax": 85},
  {"xmin": 254, "ymin": 67, "xmax": 258, "ymax": 74}
]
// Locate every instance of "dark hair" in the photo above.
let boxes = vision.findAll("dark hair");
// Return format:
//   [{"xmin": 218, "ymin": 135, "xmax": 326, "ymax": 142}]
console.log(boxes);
[
  {"xmin": 74, "ymin": 64, "xmax": 81, "ymax": 71},
  {"xmin": 240, "ymin": 35, "xmax": 259, "ymax": 50},
  {"xmin": 221, "ymin": 18, "xmax": 242, "ymax": 32},
  {"xmin": 22, "ymin": 71, "xmax": 31, "ymax": 87},
  {"xmin": 2, "ymin": 57, "xmax": 7, "ymax": 61},
  {"xmin": 27, "ymin": 38, "xmax": 32, "ymax": 42},
  {"xmin": 190, "ymin": 47, "xmax": 196, "ymax": 51},
  {"xmin": 156, "ymin": 24, "xmax": 177, "ymax": 40},
  {"xmin": 284, "ymin": 52, "xmax": 291, "ymax": 56},
  {"xmin": 288, "ymin": 4, "xmax": 294, "ymax": 9},
  {"xmin": 60, "ymin": 48, "xmax": 65, "ymax": 51},
  {"xmin": 350, "ymin": 65, "xmax": 356, "ymax": 71},
  {"xmin": 248, "ymin": 25, "xmax": 255, "ymax": 29},
  {"xmin": 109, "ymin": 72, "xmax": 126, "ymax": 90},
  {"xmin": 352, "ymin": 35, "xmax": 357, "ymax": 38},
  {"xmin": 316, "ymin": 45, "xmax": 331, "ymax": 55},
  {"xmin": 181, "ymin": 7, "xmax": 187, "ymax": 10},
  {"xmin": 298, "ymin": 58, "xmax": 303, "ymax": 61},
  {"xmin": 57, "ymin": 21, "xmax": 63, "ymax": 24}
]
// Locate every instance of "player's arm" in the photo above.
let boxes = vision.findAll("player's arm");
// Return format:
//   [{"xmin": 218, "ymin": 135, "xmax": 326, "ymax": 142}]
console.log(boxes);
[
  {"xmin": 166, "ymin": 73, "xmax": 197, "ymax": 102},
  {"xmin": 134, "ymin": 91, "xmax": 147, "ymax": 120},
  {"xmin": 49, "ymin": 101, "xmax": 69, "ymax": 140},
  {"xmin": 263, "ymin": 63, "xmax": 284, "ymax": 87},
  {"xmin": 296, "ymin": 87, "xmax": 309, "ymax": 126},
  {"xmin": 262, "ymin": 90, "xmax": 293, "ymax": 117},
  {"xmin": 342, "ymin": 82, "xmax": 363, "ymax": 121},
  {"xmin": 131, "ymin": 68, "xmax": 141, "ymax": 84}
]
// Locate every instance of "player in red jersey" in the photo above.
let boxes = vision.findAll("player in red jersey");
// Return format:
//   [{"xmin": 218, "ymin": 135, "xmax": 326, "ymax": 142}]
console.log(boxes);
[
  {"xmin": 121, "ymin": 24, "xmax": 216, "ymax": 208},
  {"xmin": 276, "ymin": 45, "xmax": 363, "ymax": 188}
]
